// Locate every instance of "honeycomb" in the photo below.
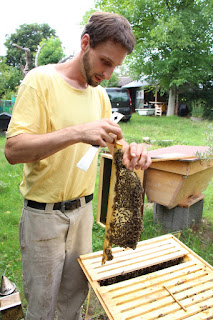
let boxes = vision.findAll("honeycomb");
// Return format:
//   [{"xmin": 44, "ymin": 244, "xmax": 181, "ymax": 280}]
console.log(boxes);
[
  {"xmin": 99, "ymin": 258, "xmax": 183, "ymax": 286},
  {"xmin": 104, "ymin": 149, "xmax": 144, "ymax": 261}
]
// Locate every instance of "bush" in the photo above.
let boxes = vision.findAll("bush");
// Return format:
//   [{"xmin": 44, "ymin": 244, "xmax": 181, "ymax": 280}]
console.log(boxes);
[
  {"xmin": 179, "ymin": 80, "xmax": 213, "ymax": 120},
  {"xmin": 203, "ymin": 104, "xmax": 213, "ymax": 120}
]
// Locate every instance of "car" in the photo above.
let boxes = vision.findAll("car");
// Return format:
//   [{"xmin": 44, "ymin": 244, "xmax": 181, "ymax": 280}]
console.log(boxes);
[{"xmin": 106, "ymin": 87, "xmax": 132, "ymax": 121}]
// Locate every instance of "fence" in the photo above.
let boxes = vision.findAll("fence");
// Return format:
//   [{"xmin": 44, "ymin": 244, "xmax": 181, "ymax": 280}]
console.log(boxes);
[{"xmin": 0, "ymin": 98, "xmax": 16, "ymax": 114}]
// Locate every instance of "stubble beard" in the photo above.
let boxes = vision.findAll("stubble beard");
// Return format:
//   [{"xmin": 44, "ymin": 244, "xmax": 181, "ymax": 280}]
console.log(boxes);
[{"xmin": 82, "ymin": 51, "xmax": 100, "ymax": 87}]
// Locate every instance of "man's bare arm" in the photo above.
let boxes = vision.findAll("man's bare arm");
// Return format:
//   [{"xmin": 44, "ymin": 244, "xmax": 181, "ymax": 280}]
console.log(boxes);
[{"xmin": 5, "ymin": 119, "xmax": 123, "ymax": 164}]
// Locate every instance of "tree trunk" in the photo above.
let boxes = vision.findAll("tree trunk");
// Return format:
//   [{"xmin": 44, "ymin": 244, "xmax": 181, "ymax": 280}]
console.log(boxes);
[
  {"xmin": 35, "ymin": 44, "xmax": 45, "ymax": 67},
  {"xmin": 167, "ymin": 86, "xmax": 176, "ymax": 116},
  {"xmin": 12, "ymin": 43, "xmax": 31, "ymax": 77}
]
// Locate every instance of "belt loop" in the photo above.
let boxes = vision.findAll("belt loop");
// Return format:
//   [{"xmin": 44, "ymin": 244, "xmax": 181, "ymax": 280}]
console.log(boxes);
[
  {"xmin": 24, "ymin": 199, "xmax": 28, "ymax": 209},
  {"xmin": 61, "ymin": 202, "xmax": 65, "ymax": 213},
  {"xmin": 80, "ymin": 196, "xmax": 86, "ymax": 207},
  {"xmin": 45, "ymin": 203, "xmax": 55, "ymax": 212}
]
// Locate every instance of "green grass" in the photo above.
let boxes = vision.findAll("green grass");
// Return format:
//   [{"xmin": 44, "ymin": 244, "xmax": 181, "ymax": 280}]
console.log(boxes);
[
  {"xmin": 119, "ymin": 114, "xmax": 211, "ymax": 146},
  {"xmin": 0, "ymin": 115, "xmax": 213, "ymax": 318}
]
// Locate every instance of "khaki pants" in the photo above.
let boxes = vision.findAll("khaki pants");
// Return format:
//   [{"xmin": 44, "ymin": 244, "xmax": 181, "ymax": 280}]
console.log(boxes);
[{"xmin": 19, "ymin": 199, "xmax": 94, "ymax": 320}]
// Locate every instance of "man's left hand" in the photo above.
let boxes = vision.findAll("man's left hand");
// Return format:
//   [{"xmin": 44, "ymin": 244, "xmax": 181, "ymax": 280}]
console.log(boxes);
[{"xmin": 122, "ymin": 142, "xmax": 152, "ymax": 171}]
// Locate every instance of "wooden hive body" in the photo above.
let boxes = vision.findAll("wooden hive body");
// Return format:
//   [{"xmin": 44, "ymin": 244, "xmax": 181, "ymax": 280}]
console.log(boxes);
[
  {"xmin": 78, "ymin": 234, "xmax": 213, "ymax": 320},
  {"xmin": 145, "ymin": 145, "xmax": 213, "ymax": 209}
]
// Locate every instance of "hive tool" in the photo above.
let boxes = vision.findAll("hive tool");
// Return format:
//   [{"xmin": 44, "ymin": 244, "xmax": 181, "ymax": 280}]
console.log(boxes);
[{"xmin": 76, "ymin": 112, "xmax": 124, "ymax": 172}]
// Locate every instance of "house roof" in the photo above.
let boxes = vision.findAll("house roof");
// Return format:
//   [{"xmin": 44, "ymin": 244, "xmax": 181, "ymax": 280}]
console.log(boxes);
[
  {"xmin": 0, "ymin": 112, "xmax": 11, "ymax": 119},
  {"xmin": 122, "ymin": 79, "xmax": 150, "ymax": 88},
  {"xmin": 117, "ymin": 76, "xmax": 132, "ymax": 87}
]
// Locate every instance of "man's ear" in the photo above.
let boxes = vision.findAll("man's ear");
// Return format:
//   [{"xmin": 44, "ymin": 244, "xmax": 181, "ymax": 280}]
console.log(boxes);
[{"xmin": 81, "ymin": 34, "xmax": 90, "ymax": 52}]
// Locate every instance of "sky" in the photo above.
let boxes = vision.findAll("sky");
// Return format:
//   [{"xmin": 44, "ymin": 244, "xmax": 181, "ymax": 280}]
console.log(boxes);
[{"xmin": 0, "ymin": 0, "xmax": 95, "ymax": 56}]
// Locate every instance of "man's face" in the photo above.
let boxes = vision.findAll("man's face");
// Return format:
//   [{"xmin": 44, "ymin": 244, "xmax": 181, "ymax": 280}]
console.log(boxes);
[{"xmin": 81, "ymin": 40, "xmax": 128, "ymax": 87}]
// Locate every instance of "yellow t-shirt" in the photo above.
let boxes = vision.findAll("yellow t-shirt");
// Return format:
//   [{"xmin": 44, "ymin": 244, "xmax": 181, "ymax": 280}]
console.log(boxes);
[{"xmin": 7, "ymin": 64, "xmax": 111, "ymax": 202}]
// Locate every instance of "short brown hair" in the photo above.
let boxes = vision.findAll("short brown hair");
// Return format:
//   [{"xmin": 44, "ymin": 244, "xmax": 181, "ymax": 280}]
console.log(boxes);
[{"xmin": 81, "ymin": 12, "xmax": 135, "ymax": 54}]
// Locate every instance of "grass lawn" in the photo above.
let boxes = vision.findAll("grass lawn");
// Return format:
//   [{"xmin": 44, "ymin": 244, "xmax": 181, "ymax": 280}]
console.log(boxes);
[{"xmin": 0, "ymin": 114, "xmax": 212, "ymax": 318}]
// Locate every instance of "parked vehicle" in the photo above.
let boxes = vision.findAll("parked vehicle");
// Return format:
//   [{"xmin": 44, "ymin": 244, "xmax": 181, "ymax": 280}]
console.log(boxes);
[{"xmin": 106, "ymin": 88, "xmax": 132, "ymax": 121}]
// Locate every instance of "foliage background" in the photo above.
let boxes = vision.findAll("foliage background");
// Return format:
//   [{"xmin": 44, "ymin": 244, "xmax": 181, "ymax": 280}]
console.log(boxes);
[
  {"xmin": 83, "ymin": 0, "xmax": 213, "ymax": 116},
  {"xmin": 0, "ymin": 2, "xmax": 213, "ymax": 117},
  {"xmin": 4, "ymin": 23, "xmax": 57, "ymax": 69}
]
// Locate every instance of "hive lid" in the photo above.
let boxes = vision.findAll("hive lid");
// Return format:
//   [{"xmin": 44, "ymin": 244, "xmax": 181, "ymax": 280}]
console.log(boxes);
[{"xmin": 148, "ymin": 145, "xmax": 211, "ymax": 159}]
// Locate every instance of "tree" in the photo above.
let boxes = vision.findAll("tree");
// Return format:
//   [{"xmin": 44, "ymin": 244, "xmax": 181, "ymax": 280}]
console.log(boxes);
[
  {"xmin": 92, "ymin": 0, "xmax": 213, "ymax": 115},
  {"xmin": 0, "ymin": 57, "xmax": 22, "ymax": 99},
  {"xmin": 11, "ymin": 44, "xmax": 31, "ymax": 77},
  {"xmin": 4, "ymin": 23, "xmax": 57, "ymax": 69},
  {"xmin": 37, "ymin": 37, "xmax": 64, "ymax": 66},
  {"xmin": 101, "ymin": 71, "xmax": 119, "ymax": 87}
]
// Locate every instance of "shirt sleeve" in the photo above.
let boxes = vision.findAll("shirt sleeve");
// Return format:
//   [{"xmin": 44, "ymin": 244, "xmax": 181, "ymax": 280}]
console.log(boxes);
[
  {"xmin": 6, "ymin": 74, "xmax": 49, "ymax": 138},
  {"xmin": 98, "ymin": 86, "xmax": 112, "ymax": 120}
]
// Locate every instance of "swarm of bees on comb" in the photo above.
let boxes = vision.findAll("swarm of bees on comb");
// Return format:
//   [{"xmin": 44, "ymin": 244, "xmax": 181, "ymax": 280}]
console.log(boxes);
[{"xmin": 104, "ymin": 149, "xmax": 144, "ymax": 261}]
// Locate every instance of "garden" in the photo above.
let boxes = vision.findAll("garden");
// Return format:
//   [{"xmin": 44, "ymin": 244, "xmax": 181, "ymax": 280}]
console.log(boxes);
[{"xmin": 0, "ymin": 114, "xmax": 212, "ymax": 319}]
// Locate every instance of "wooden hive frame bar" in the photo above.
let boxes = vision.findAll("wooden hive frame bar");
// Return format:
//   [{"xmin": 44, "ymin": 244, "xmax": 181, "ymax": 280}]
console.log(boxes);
[
  {"xmin": 101, "ymin": 143, "xmax": 121, "ymax": 264},
  {"xmin": 99, "ymin": 142, "xmax": 144, "ymax": 264},
  {"xmin": 96, "ymin": 152, "xmax": 144, "ymax": 229}
]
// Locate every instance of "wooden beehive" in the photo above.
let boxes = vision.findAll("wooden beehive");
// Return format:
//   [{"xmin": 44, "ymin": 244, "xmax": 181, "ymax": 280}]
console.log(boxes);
[
  {"xmin": 145, "ymin": 145, "xmax": 213, "ymax": 209},
  {"xmin": 78, "ymin": 234, "xmax": 213, "ymax": 320}
]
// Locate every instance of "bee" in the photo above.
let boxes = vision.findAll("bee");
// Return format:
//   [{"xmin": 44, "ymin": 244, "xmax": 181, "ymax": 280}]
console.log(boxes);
[{"xmin": 105, "ymin": 149, "xmax": 144, "ymax": 260}]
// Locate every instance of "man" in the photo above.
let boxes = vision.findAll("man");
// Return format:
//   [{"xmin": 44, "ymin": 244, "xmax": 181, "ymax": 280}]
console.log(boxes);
[{"xmin": 5, "ymin": 12, "xmax": 151, "ymax": 320}]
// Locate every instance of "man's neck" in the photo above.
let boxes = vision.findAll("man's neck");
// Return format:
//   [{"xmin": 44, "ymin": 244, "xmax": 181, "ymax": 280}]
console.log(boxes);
[{"xmin": 55, "ymin": 54, "xmax": 88, "ymax": 90}]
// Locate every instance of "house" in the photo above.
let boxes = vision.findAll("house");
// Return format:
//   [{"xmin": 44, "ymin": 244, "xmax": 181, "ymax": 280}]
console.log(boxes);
[{"xmin": 118, "ymin": 77, "xmax": 168, "ymax": 113}]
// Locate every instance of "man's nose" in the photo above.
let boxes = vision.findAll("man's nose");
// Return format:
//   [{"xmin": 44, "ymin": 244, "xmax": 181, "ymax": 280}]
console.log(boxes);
[{"xmin": 103, "ymin": 67, "xmax": 115, "ymax": 80}]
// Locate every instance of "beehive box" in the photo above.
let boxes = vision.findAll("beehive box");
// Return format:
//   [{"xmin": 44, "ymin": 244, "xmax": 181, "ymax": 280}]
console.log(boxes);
[
  {"xmin": 145, "ymin": 145, "xmax": 213, "ymax": 209},
  {"xmin": 78, "ymin": 234, "xmax": 213, "ymax": 320}
]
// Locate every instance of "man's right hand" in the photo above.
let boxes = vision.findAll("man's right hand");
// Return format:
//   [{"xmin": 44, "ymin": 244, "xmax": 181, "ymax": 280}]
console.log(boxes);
[{"xmin": 79, "ymin": 118, "xmax": 123, "ymax": 147}]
